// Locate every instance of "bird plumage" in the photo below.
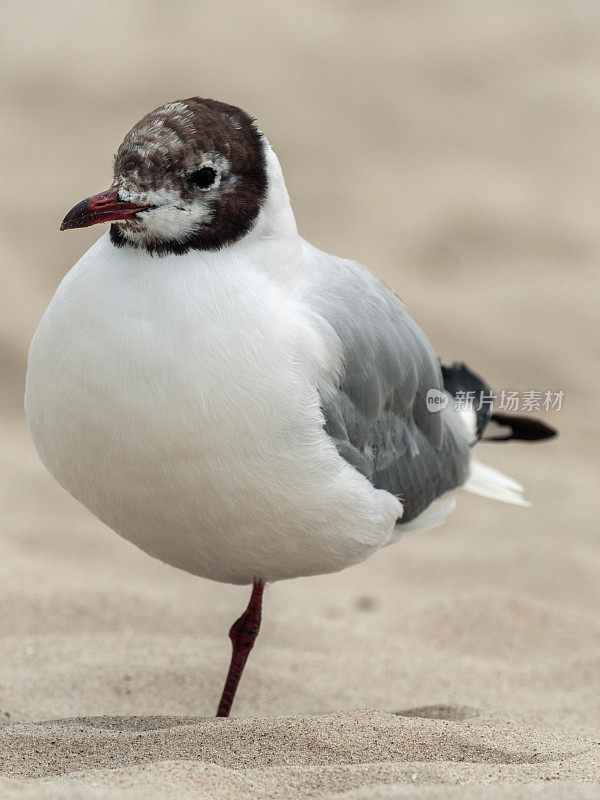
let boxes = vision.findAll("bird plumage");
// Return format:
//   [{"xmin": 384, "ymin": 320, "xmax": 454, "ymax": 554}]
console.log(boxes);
[{"xmin": 26, "ymin": 98, "xmax": 554, "ymax": 588}]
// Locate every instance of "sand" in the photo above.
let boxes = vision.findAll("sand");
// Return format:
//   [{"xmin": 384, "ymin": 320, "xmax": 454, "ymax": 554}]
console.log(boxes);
[{"xmin": 1, "ymin": 0, "xmax": 599, "ymax": 797}]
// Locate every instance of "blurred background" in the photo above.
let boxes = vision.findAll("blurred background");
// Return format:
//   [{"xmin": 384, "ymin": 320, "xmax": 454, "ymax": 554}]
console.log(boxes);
[{"xmin": 1, "ymin": 1, "xmax": 598, "ymax": 729}]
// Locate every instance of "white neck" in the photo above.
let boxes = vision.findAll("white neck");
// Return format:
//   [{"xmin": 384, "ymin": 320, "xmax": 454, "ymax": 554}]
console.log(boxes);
[{"xmin": 232, "ymin": 144, "xmax": 303, "ymax": 283}]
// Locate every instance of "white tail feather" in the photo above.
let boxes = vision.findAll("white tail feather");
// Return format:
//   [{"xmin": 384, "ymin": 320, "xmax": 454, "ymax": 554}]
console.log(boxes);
[
  {"xmin": 388, "ymin": 493, "xmax": 457, "ymax": 544},
  {"xmin": 402, "ymin": 494, "xmax": 458, "ymax": 532},
  {"xmin": 388, "ymin": 460, "xmax": 529, "ymax": 549},
  {"xmin": 462, "ymin": 458, "xmax": 530, "ymax": 507}
]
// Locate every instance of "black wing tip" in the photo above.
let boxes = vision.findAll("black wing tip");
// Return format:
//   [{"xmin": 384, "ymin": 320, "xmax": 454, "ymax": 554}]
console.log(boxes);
[
  {"xmin": 440, "ymin": 361, "xmax": 492, "ymax": 441},
  {"xmin": 441, "ymin": 362, "xmax": 559, "ymax": 444},
  {"xmin": 488, "ymin": 412, "xmax": 558, "ymax": 442},
  {"xmin": 440, "ymin": 361, "xmax": 490, "ymax": 392}
]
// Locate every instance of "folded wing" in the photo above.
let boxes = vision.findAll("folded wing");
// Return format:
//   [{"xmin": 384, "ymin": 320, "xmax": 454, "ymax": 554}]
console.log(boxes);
[{"xmin": 302, "ymin": 242, "xmax": 471, "ymax": 523}]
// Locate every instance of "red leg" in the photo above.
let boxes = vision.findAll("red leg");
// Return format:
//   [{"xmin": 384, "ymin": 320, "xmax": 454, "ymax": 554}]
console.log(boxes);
[{"xmin": 216, "ymin": 580, "xmax": 264, "ymax": 717}]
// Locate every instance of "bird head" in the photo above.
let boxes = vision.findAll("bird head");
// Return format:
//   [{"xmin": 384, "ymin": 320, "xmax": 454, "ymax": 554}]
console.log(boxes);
[{"xmin": 60, "ymin": 98, "xmax": 268, "ymax": 255}]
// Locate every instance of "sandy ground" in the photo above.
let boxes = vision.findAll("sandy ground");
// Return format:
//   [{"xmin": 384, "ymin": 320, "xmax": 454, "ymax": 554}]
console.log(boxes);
[{"xmin": 1, "ymin": 1, "xmax": 599, "ymax": 797}]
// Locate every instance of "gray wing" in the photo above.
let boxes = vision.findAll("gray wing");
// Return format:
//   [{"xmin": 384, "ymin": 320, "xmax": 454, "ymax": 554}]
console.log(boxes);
[{"xmin": 302, "ymin": 241, "xmax": 470, "ymax": 523}]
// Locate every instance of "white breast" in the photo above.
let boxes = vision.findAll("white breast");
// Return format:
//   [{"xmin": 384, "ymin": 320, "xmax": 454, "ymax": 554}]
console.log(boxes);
[{"xmin": 25, "ymin": 234, "xmax": 400, "ymax": 584}]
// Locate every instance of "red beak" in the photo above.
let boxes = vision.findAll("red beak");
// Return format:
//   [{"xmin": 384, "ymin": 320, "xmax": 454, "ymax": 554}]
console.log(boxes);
[{"xmin": 60, "ymin": 187, "xmax": 150, "ymax": 230}]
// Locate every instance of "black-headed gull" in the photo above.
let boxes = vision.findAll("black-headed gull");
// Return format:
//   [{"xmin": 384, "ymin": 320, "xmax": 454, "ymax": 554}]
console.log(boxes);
[{"xmin": 25, "ymin": 98, "xmax": 556, "ymax": 717}]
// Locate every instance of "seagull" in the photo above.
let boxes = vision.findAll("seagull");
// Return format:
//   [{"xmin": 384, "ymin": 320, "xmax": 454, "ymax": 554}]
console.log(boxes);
[{"xmin": 25, "ymin": 97, "xmax": 556, "ymax": 717}]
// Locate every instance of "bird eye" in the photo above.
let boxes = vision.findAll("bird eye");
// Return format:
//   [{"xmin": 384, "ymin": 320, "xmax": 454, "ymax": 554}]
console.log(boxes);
[{"xmin": 189, "ymin": 166, "xmax": 218, "ymax": 190}]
